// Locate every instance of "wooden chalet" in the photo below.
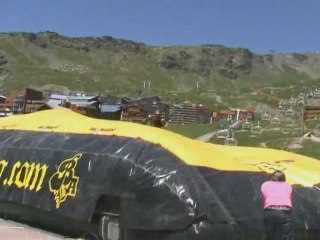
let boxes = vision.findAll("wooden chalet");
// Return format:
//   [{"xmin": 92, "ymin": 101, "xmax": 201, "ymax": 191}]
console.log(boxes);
[
  {"xmin": 133, "ymin": 96, "xmax": 170, "ymax": 120},
  {"xmin": 62, "ymin": 96, "xmax": 99, "ymax": 116},
  {"xmin": 100, "ymin": 95, "xmax": 132, "ymax": 106},
  {"xmin": 121, "ymin": 104, "xmax": 148, "ymax": 123},
  {"xmin": 170, "ymin": 102, "xmax": 211, "ymax": 124},
  {"xmin": 212, "ymin": 107, "xmax": 255, "ymax": 122},
  {"xmin": 212, "ymin": 110, "xmax": 235, "ymax": 122},
  {"xmin": 304, "ymin": 106, "xmax": 320, "ymax": 120},
  {"xmin": 0, "ymin": 95, "xmax": 6, "ymax": 116},
  {"xmin": 121, "ymin": 96, "xmax": 170, "ymax": 124},
  {"xmin": 41, "ymin": 93, "xmax": 99, "ymax": 116},
  {"xmin": 0, "ymin": 88, "xmax": 45, "ymax": 114},
  {"xmin": 93, "ymin": 95, "xmax": 132, "ymax": 120}
]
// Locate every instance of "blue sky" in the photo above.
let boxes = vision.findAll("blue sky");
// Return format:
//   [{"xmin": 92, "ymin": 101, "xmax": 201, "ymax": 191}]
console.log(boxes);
[{"xmin": 0, "ymin": 0, "xmax": 319, "ymax": 54}]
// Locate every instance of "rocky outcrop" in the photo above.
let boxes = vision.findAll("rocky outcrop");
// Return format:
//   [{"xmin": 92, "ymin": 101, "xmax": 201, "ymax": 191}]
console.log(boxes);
[
  {"xmin": 157, "ymin": 45, "xmax": 255, "ymax": 77},
  {"xmin": 7, "ymin": 32, "xmax": 147, "ymax": 54},
  {"xmin": 0, "ymin": 54, "xmax": 8, "ymax": 68}
]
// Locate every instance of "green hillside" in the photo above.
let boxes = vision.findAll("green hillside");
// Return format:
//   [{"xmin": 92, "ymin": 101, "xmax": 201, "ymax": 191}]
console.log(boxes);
[{"xmin": 0, "ymin": 31, "xmax": 320, "ymax": 110}]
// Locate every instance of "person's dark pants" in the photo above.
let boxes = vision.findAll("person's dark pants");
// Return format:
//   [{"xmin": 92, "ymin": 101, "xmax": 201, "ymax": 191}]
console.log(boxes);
[{"xmin": 263, "ymin": 209, "xmax": 295, "ymax": 240}]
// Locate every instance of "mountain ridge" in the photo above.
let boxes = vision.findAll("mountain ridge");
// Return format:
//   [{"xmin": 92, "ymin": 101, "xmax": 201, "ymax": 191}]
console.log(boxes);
[{"xmin": 0, "ymin": 31, "xmax": 319, "ymax": 108}]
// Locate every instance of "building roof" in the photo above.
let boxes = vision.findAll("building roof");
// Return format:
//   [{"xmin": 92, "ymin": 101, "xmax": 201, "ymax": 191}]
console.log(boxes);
[
  {"xmin": 49, "ymin": 94, "xmax": 69, "ymax": 101},
  {"xmin": 50, "ymin": 94, "xmax": 97, "ymax": 102},
  {"xmin": 100, "ymin": 95, "xmax": 133, "ymax": 105},
  {"xmin": 42, "ymin": 101, "xmax": 66, "ymax": 109},
  {"xmin": 100, "ymin": 105, "xmax": 122, "ymax": 113}
]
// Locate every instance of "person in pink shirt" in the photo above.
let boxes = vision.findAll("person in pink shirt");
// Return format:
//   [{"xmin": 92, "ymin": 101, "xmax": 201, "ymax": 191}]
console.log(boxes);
[{"xmin": 261, "ymin": 170, "xmax": 294, "ymax": 240}]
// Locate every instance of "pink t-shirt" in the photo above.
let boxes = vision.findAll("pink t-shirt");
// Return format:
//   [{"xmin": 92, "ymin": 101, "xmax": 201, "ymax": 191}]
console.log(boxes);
[{"xmin": 261, "ymin": 181, "xmax": 292, "ymax": 209}]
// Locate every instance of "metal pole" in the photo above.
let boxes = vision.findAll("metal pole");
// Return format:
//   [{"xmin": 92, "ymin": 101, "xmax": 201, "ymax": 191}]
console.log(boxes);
[{"xmin": 300, "ymin": 106, "xmax": 305, "ymax": 136}]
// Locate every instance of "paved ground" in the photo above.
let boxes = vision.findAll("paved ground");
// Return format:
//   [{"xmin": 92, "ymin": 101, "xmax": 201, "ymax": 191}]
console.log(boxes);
[{"xmin": 0, "ymin": 218, "xmax": 76, "ymax": 240}]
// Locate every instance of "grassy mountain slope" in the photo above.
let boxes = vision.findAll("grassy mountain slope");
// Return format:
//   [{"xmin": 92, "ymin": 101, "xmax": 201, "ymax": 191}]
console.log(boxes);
[{"xmin": 0, "ymin": 32, "xmax": 319, "ymax": 109}]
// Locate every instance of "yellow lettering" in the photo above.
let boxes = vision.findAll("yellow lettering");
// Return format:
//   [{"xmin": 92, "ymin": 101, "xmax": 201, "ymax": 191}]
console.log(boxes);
[
  {"xmin": 0, "ymin": 160, "xmax": 8, "ymax": 179},
  {"xmin": 6, "ymin": 161, "xmax": 48, "ymax": 192},
  {"xmin": 25, "ymin": 162, "xmax": 48, "ymax": 192},
  {"xmin": 7, "ymin": 161, "xmax": 21, "ymax": 186},
  {"xmin": 14, "ymin": 161, "xmax": 27, "ymax": 188}
]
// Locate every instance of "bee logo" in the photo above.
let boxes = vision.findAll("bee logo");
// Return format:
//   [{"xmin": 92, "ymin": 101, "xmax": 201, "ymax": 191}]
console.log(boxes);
[{"xmin": 49, "ymin": 154, "xmax": 81, "ymax": 208}]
